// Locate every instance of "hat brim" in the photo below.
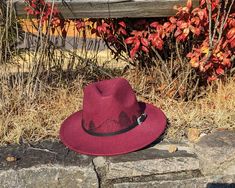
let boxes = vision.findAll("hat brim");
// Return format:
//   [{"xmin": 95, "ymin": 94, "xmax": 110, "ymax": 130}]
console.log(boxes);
[{"xmin": 59, "ymin": 102, "xmax": 167, "ymax": 156}]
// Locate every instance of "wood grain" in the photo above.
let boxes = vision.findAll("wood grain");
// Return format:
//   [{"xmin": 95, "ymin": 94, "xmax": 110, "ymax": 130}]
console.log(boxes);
[{"xmin": 14, "ymin": 0, "xmax": 199, "ymax": 18}]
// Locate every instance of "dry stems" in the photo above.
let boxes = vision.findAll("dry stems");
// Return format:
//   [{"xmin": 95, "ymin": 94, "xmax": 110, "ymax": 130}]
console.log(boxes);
[{"xmin": 1, "ymin": 56, "xmax": 235, "ymax": 145}]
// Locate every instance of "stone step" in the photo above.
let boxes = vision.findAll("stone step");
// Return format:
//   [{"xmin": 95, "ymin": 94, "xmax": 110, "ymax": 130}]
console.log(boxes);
[{"xmin": 0, "ymin": 130, "xmax": 234, "ymax": 188}]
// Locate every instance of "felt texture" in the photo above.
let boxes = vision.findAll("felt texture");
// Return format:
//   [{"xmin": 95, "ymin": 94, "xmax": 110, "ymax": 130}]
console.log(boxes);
[{"xmin": 59, "ymin": 78, "xmax": 167, "ymax": 156}]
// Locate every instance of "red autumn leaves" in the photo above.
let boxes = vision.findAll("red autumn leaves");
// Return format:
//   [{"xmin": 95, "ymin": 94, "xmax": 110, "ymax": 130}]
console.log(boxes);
[
  {"xmin": 24, "ymin": 0, "xmax": 59, "ymax": 24},
  {"xmin": 180, "ymin": 0, "xmax": 235, "ymax": 81},
  {"xmin": 227, "ymin": 27, "xmax": 235, "ymax": 48},
  {"xmin": 120, "ymin": 0, "xmax": 235, "ymax": 81},
  {"xmin": 24, "ymin": 0, "xmax": 235, "ymax": 82},
  {"xmin": 125, "ymin": 31, "xmax": 149, "ymax": 58},
  {"xmin": 123, "ymin": 22, "xmax": 167, "ymax": 58}
]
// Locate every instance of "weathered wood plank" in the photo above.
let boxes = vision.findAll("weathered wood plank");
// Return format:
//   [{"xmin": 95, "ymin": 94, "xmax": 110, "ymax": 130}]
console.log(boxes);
[{"xmin": 13, "ymin": 0, "xmax": 199, "ymax": 18}]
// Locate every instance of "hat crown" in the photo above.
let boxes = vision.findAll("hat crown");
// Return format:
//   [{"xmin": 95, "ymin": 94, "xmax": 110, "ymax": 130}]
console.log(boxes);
[{"xmin": 82, "ymin": 78, "xmax": 142, "ymax": 135}]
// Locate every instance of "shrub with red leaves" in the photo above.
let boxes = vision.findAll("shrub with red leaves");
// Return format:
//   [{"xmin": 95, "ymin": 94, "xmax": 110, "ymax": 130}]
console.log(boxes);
[
  {"xmin": 88, "ymin": 0, "xmax": 235, "ymax": 81},
  {"xmin": 24, "ymin": 0, "xmax": 235, "ymax": 82},
  {"xmin": 170, "ymin": 0, "xmax": 235, "ymax": 81},
  {"xmin": 24, "ymin": 0, "xmax": 60, "ymax": 25}
]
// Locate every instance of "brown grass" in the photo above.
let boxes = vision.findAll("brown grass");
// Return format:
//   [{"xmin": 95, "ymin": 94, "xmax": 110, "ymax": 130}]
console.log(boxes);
[
  {"xmin": 124, "ymin": 69, "xmax": 235, "ymax": 137},
  {"xmin": 0, "ymin": 48, "xmax": 124, "ymax": 145},
  {"xmin": 1, "ymin": 54, "xmax": 235, "ymax": 145}
]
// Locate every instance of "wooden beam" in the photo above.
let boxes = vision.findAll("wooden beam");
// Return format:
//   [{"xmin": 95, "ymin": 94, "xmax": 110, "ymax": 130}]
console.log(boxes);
[{"xmin": 13, "ymin": 0, "xmax": 199, "ymax": 18}]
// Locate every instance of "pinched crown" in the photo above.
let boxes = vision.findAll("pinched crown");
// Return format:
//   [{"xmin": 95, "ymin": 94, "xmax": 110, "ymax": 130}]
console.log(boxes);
[{"xmin": 81, "ymin": 78, "xmax": 144, "ymax": 136}]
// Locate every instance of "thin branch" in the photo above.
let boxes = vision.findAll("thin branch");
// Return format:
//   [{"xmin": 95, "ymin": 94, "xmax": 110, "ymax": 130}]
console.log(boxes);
[
  {"xmin": 28, "ymin": 146, "xmax": 58, "ymax": 155},
  {"xmin": 211, "ymin": 3, "xmax": 221, "ymax": 43},
  {"xmin": 214, "ymin": 0, "xmax": 234, "ymax": 47},
  {"xmin": 206, "ymin": 0, "xmax": 213, "ymax": 49}
]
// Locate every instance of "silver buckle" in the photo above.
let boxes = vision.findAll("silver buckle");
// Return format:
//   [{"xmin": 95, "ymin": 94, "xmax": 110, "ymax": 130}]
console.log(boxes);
[{"xmin": 137, "ymin": 113, "xmax": 147, "ymax": 125}]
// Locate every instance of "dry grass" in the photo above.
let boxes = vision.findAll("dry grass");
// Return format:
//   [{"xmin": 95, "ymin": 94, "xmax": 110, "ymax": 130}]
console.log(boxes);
[
  {"xmin": 0, "ymin": 84, "xmax": 82, "ymax": 144},
  {"xmin": 125, "ymin": 71, "xmax": 235, "ymax": 139},
  {"xmin": 151, "ymin": 79, "xmax": 235, "ymax": 138},
  {"xmin": 0, "ymin": 47, "xmax": 125, "ymax": 145},
  {"xmin": 1, "ymin": 56, "xmax": 235, "ymax": 145}
]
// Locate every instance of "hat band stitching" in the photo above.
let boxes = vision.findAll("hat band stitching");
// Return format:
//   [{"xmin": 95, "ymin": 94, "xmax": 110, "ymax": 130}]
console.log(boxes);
[{"xmin": 82, "ymin": 113, "xmax": 147, "ymax": 137}]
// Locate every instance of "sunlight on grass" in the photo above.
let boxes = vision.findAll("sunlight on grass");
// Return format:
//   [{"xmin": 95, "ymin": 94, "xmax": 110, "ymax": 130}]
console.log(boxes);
[{"xmin": 1, "ymin": 60, "xmax": 235, "ymax": 145}]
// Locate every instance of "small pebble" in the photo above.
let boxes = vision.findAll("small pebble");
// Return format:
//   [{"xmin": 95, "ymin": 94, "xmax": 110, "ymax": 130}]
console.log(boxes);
[{"xmin": 199, "ymin": 133, "xmax": 207, "ymax": 138}]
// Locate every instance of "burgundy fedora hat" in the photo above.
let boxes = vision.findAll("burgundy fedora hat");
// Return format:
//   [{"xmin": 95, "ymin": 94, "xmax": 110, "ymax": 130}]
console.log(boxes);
[{"xmin": 59, "ymin": 77, "xmax": 166, "ymax": 156}]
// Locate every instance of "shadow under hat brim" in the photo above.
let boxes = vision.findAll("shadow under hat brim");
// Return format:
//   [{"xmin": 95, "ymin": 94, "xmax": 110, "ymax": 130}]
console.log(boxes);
[{"xmin": 59, "ymin": 102, "xmax": 167, "ymax": 156}]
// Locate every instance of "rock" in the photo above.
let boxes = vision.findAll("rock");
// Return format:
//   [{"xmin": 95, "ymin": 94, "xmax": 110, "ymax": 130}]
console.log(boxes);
[
  {"xmin": 193, "ymin": 130, "xmax": 235, "ymax": 175},
  {"xmin": 95, "ymin": 142, "xmax": 200, "ymax": 181},
  {"xmin": 1, "ymin": 136, "xmax": 235, "ymax": 188},
  {"xmin": 93, "ymin": 156, "xmax": 107, "ymax": 168},
  {"xmin": 93, "ymin": 156, "xmax": 109, "ymax": 187},
  {"xmin": 0, "ymin": 165, "xmax": 98, "ymax": 188},
  {"xmin": 199, "ymin": 133, "xmax": 207, "ymax": 139},
  {"xmin": 113, "ymin": 175, "xmax": 235, "ymax": 188},
  {"xmin": 168, "ymin": 145, "xmax": 178, "ymax": 153},
  {"xmin": 0, "ymin": 141, "xmax": 98, "ymax": 188},
  {"xmin": 106, "ymin": 152, "xmax": 199, "ymax": 180},
  {"xmin": 187, "ymin": 128, "xmax": 200, "ymax": 143},
  {"xmin": 92, "ymin": 141, "xmax": 200, "ymax": 187}
]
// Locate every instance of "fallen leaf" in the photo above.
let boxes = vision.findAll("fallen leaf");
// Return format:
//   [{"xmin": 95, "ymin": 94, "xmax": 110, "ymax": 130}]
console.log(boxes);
[
  {"xmin": 168, "ymin": 145, "xmax": 178, "ymax": 153},
  {"xmin": 187, "ymin": 128, "xmax": 200, "ymax": 142},
  {"xmin": 6, "ymin": 155, "xmax": 17, "ymax": 162},
  {"xmin": 216, "ymin": 128, "xmax": 228, "ymax": 131}
]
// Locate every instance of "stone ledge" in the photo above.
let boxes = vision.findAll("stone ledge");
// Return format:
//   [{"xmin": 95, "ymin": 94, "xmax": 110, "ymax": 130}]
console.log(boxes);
[
  {"xmin": 93, "ymin": 144, "xmax": 200, "ymax": 180},
  {"xmin": 0, "ymin": 130, "xmax": 234, "ymax": 188},
  {"xmin": 193, "ymin": 130, "xmax": 235, "ymax": 176},
  {"xmin": 0, "ymin": 140, "xmax": 93, "ymax": 170},
  {"xmin": 0, "ymin": 141, "xmax": 98, "ymax": 188},
  {"xmin": 93, "ymin": 142, "xmax": 201, "ymax": 187},
  {"xmin": 113, "ymin": 175, "xmax": 235, "ymax": 188},
  {"xmin": 0, "ymin": 165, "xmax": 98, "ymax": 188}
]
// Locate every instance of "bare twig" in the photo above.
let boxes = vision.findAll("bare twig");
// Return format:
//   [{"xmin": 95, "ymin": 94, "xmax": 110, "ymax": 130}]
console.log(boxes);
[
  {"xmin": 214, "ymin": 0, "xmax": 234, "ymax": 47},
  {"xmin": 204, "ymin": 0, "xmax": 234, "ymax": 63},
  {"xmin": 28, "ymin": 146, "xmax": 58, "ymax": 155},
  {"xmin": 206, "ymin": 0, "xmax": 213, "ymax": 49}
]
